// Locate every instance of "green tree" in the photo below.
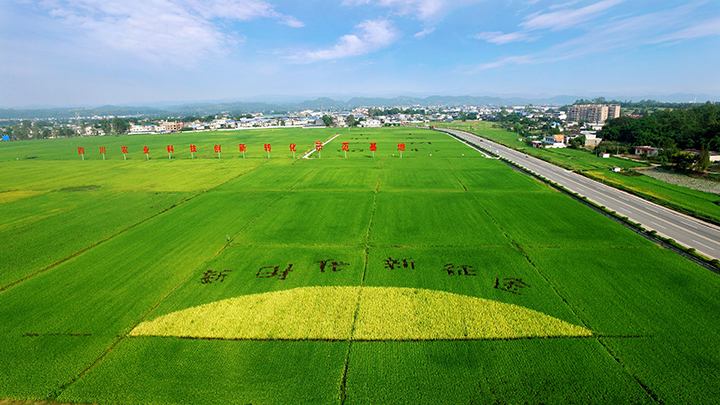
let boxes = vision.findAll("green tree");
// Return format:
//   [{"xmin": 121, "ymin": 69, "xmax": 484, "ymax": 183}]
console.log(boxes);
[
  {"xmin": 694, "ymin": 146, "xmax": 711, "ymax": 172},
  {"xmin": 672, "ymin": 151, "xmax": 697, "ymax": 171},
  {"xmin": 346, "ymin": 114, "xmax": 356, "ymax": 127},
  {"xmin": 112, "ymin": 117, "xmax": 128, "ymax": 134},
  {"xmin": 100, "ymin": 118, "xmax": 111, "ymax": 135},
  {"xmin": 513, "ymin": 122, "xmax": 523, "ymax": 134},
  {"xmin": 322, "ymin": 115, "xmax": 334, "ymax": 127}
]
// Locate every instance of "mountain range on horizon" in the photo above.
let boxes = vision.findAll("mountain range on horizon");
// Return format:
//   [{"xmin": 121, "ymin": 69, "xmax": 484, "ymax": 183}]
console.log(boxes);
[{"xmin": 1, "ymin": 93, "xmax": 718, "ymax": 120}]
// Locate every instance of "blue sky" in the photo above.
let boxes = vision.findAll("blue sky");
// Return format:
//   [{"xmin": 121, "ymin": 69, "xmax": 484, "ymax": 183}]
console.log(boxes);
[{"xmin": 1, "ymin": 0, "xmax": 719, "ymax": 107}]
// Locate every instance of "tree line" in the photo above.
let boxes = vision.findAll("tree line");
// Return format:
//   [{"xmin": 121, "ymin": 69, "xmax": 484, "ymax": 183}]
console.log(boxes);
[
  {"xmin": 1, "ymin": 117, "xmax": 129, "ymax": 140},
  {"xmin": 601, "ymin": 103, "xmax": 720, "ymax": 151},
  {"xmin": 572, "ymin": 97, "xmax": 708, "ymax": 110}
]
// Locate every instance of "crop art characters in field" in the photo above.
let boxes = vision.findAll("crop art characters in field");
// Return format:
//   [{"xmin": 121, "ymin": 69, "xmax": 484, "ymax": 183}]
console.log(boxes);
[
  {"xmin": 264, "ymin": 143, "xmax": 271, "ymax": 158},
  {"xmin": 143, "ymin": 146, "xmax": 150, "ymax": 160},
  {"xmin": 214, "ymin": 144, "xmax": 221, "ymax": 159},
  {"xmin": 289, "ymin": 143, "xmax": 296, "ymax": 158},
  {"xmin": 77, "ymin": 147, "xmax": 85, "ymax": 160},
  {"xmin": 190, "ymin": 144, "xmax": 197, "ymax": 159},
  {"xmin": 342, "ymin": 142, "xmax": 349, "ymax": 158},
  {"xmin": 239, "ymin": 143, "xmax": 246, "ymax": 159},
  {"xmin": 99, "ymin": 146, "xmax": 106, "ymax": 160},
  {"xmin": 167, "ymin": 145, "xmax": 173, "ymax": 160},
  {"xmin": 370, "ymin": 142, "xmax": 377, "ymax": 158},
  {"xmin": 315, "ymin": 141, "xmax": 323, "ymax": 158},
  {"xmin": 398, "ymin": 142, "xmax": 405, "ymax": 158},
  {"xmin": 121, "ymin": 146, "xmax": 128, "ymax": 160}
]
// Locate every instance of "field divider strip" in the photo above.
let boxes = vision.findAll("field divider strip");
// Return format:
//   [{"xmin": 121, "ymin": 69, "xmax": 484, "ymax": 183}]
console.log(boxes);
[
  {"xmin": 49, "ymin": 191, "xmax": 285, "ymax": 399},
  {"xmin": 339, "ymin": 160, "xmax": 381, "ymax": 405},
  {"xmin": 48, "ymin": 270, "xmax": 197, "ymax": 401},
  {"xmin": 511, "ymin": 241, "xmax": 662, "ymax": 403},
  {"xmin": 446, "ymin": 167, "xmax": 468, "ymax": 192},
  {"xmin": 125, "ymin": 333, "xmax": 651, "ymax": 343},
  {"xmin": 0, "ymin": 166, "xmax": 261, "ymax": 294},
  {"xmin": 41, "ymin": 166, "xmax": 269, "ymax": 400},
  {"xmin": 461, "ymin": 181, "xmax": 661, "ymax": 402}
]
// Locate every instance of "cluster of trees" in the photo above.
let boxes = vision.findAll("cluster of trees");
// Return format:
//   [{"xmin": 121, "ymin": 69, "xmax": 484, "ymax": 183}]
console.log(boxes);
[
  {"xmin": 496, "ymin": 112, "xmax": 563, "ymax": 139},
  {"xmin": 0, "ymin": 117, "xmax": 131, "ymax": 140},
  {"xmin": 601, "ymin": 103, "xmax": 720, "ymax": 151},
  {"xmin": 571, "ymin": 97, "xmax": 699, "ymax": 110},
  {"xmin": 1, "ymin": 120, "xmax": 73, "ymax": 139}
]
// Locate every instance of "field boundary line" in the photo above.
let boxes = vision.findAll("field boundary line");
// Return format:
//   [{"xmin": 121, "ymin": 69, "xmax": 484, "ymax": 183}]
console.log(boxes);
[
  {"xmin": 461, "ymin": 181, "xmax": 662, "ymax": 402},
  {"xmin": 47, "ymin": 271, "xmax": 197, "ymax": 401},
  {"xmin": 0, "ymin": 166, "xmax": 261, "ymax": 294},
  {"xmin": 511, "ymin": 240, "xmax": 663, "ymax": 403},
  {"xmin": 46, "ymin": 166, "xmax": 266, "ymax": 399},
  {"xmin": 339, "ymin": 160, "xmax": 381, "ymax": 405},
  {"xmin": 49, "ymin": 184, "xmax": 283, "ymax": 399},
  {"xmin": 125, "ymin": 333, "xmax": 651, "ymax": 343},
  {"xmin": 447, "ymin": 167, "xmax": 468, "ymax": 192}
]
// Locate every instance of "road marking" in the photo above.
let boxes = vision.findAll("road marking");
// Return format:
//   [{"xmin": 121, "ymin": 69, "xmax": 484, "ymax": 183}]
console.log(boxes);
[
  {"xmin": 650, "ymin": 221, "xmax": 666, "ymax": 229},
  {"xmin": 682, "ymin": 221, "xmax": 698, "ymax": 229},
  {"xmin": 693, "ymin": 240, "xmax": 716, "ymax": 251}
]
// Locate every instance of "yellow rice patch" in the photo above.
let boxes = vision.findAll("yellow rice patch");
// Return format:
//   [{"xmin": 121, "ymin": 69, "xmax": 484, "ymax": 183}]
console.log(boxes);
[
  {"xmin": 0, "ymin": 190, "xmax": 44, "ymax": 205},
  {"xmin": 353, "ymin": 287, "xmax": 591, "ymax": 340},
  {"xmin": 130, "ymin": 287, "xmax": 592, "ymax": 341}
]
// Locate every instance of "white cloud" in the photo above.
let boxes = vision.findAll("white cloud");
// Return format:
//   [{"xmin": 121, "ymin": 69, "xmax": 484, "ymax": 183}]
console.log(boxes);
[
  {"xmin": 184, "ymin": 0, "xmax": 304, "ymax": 27},
  {"xmin": 520, "ymin": 0, "xmax": 624, "ymax": 31},
  {"xmin": 290, "ymin": 19, "xmax": 401, "ymax": 63},
  {"xmin": 342, "ymin": 0, "xmax": 484, "ymax": 23},
  {"xmin": 473, "ymin": 31, "xmax": 534, "ymax": 45},
  {"xmin": 474, "ymin": 55, "xmax": 536, "ymax": 70},
  {"xmin": 548, "ymin": 0, "xmax": 580, "ymax": 11},
  {"xmin": 40, "ymin": 0, "xmax": 302, "ymax": 62},
  {"xmin": 475, "ymin": 0, "xmax": 624, "ymax": 45},
  {"xmin": 414, "ymin": 27, "xmax": 435, "ymax": 38},
  {"xmin": 470, "ymin": 3, "xmax": 720, "ymax": 72}
]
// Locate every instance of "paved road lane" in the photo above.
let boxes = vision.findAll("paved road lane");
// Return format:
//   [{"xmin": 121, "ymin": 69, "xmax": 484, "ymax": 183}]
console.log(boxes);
[{"xmin": 440, "ymin": 128, "xmax": 720, "ymax": 261}]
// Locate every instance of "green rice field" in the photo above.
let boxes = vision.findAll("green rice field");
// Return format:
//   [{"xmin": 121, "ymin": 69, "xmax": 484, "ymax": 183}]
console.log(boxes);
[{"xmin": 1, "ymin": 127, "xmax": 719, "ymax": 404}]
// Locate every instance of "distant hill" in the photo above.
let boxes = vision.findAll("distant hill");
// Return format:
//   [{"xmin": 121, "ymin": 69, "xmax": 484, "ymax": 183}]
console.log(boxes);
[{"xmin": 0, "ymin": 105, "xmax": 166, "ymax": 120}]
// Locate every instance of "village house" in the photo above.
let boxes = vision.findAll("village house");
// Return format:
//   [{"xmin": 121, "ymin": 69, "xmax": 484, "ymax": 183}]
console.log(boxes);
[{"xmin": 635, "ymin": 146, "xmax": 661, "ymax": 157}]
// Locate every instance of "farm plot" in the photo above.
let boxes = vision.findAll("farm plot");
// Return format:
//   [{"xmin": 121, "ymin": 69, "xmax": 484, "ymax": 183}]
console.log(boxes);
[
  {"xmin": 0, "ymin": 189, "xmax": 192, "ymax": 288},
  {"xmin": 526, "ymin": 247, "xmax": 720, "ymax": 402},
  {"xmin": 471, "ymin": 190, "xmax": 651, "ymax": 248},
  {"xmin": 344, "ymin": 338, "xmax": 654, "ymax": 404},
  {"xmin": 369, "ymin": 192, "xmax": 510, "ymax": 247},
  {"xmin": 1, "ymin": 126, "xmax": 720, "ymax": 405}
]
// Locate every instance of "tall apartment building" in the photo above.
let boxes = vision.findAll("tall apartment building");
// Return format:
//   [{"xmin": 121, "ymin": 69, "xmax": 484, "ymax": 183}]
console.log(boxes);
[{"xmin": 567, "ymin": 104, "xmax": 621, "ymax": 123}]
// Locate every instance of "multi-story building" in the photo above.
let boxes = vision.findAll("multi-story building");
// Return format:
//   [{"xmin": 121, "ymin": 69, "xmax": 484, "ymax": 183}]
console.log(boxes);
[
  {"xmin": 159, "ymin": 121, "xmax": 184, "ymax": 132},
  {"xmin": 567, "ymin": 104, "xmax": 621, "ymax": 123}
]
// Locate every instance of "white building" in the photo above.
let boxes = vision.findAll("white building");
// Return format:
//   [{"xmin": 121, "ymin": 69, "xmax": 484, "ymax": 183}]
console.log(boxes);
[
  {"xmin": 129, "ymin": 124, "xmax": 157, "ymax": 134},
  {"xmin": 362, "ymin": 119, "xmax": 382, "ymax": 128},
  {"xmin": 544, "ymin": 135, "xmax": 566, "ymax": 148}
]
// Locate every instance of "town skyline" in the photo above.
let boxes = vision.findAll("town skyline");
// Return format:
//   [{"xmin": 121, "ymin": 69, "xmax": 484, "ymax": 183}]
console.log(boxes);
[{"xmin": 2, "ymin": 0, "xmax": 719, "ymax": 107}]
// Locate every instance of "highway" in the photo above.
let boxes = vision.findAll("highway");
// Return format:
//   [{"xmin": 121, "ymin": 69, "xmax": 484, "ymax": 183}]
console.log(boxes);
[{"xmin": 440, "ymin": 128, "xmax": 720, "ymax": 262}]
